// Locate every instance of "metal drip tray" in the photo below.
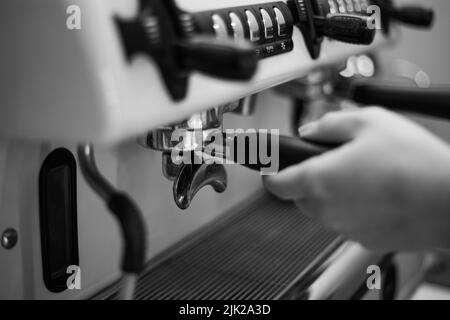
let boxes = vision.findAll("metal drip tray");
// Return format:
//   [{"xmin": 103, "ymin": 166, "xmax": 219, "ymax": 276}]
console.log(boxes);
[{"xmin": 93, "ymin": 192, "xmax": 341, "ymax": 300}]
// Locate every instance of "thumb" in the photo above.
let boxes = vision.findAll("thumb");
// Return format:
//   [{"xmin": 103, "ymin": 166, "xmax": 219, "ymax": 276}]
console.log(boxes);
[
  {"xmin": 264, "ymin": 140, "xmax": 356, "ymax": 201},
  {"xmin": 263, "ymin": 159, "xmax": 319, "ymax": 201}
]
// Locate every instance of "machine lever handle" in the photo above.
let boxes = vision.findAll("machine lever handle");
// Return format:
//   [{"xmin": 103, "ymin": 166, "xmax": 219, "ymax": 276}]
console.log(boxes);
[
  {"xmin": 177, "ymin": 36, "xmax": 258, "ymax": 80},
  {"xmin": 314, "ymin": 14, "xmax": 376, "ymax": 45}
]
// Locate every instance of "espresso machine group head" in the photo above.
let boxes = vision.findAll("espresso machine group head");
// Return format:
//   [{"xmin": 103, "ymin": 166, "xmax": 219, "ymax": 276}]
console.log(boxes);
[
  {"xmin": 138, "ymin": 101, "xmax": 332, "ymax": 210},
  {"xmin": 138, "ymin": 106, "xmax": 233, "ymax": 210}
]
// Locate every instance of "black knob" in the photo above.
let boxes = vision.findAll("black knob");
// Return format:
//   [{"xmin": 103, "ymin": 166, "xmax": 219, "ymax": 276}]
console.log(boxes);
[
  {"xmin": 373, "ymin": 0, "xmax": 435, "ymax": 32},
  {"xmin": 176, "ymin": 36, "xmax": 258, "ymax": 81},
  {"xmin": 314, "ymin": 14, "xmax": 376, "ymax": 45},
  {"xmin": 388, "ymin": 6, "xmax": 434, "ymax": 28}
]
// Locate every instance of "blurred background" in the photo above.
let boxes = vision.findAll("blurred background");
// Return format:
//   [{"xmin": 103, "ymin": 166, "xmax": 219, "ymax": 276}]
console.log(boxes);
[
  {"xmin": 380, "ymin": 0, "xmax": 450, "ymax": 85},
  {"xmin": 377, "ymin": 0, "xmax": 450, "ymax": 299}
]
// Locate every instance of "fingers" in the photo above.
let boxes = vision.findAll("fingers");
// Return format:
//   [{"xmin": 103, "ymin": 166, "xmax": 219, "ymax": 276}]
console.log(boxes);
[
  {"xmin": 264, "ymin": 138, "xmax": 355, "ymax": 201},
  {"xmin": 266, "ymin": 109, "xmax": 370, "ymax": 200},
  {"xmin": 298, "ymin": 109, "xmax": 371, "ymax": 144},
  {"xmin": 263, "ymin": 159, "xmax": 318, "ymax": 201},
  {"xmin": 264, "ymin": 107, "xmax": 390, "ymax": 214}
]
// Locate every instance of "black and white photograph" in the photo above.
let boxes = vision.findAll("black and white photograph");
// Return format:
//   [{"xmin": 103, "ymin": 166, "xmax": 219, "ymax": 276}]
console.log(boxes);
[{"xmin": 0, "ymin": 0, "xmax": 450, "ymax": 306}]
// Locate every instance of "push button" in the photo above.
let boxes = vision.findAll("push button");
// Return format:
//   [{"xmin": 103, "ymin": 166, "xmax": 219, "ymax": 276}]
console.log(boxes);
[
  {"xmin": 229, "ymin": 12, "xmax": 245, "ymax": 40},
  {"xmin": 260, "ymin": 9, "xmax": 274, "ymax": 40},
  {"xmin": 245, "ymin": 10, "xmax": 260, "ymax": 42},
  {"xmin": 212, "ymin": 14, "xmax": 229, "ymax": 41},
  {"xmin": 273, "ymin": 7, "xmax": 287, "ymax": 37}
]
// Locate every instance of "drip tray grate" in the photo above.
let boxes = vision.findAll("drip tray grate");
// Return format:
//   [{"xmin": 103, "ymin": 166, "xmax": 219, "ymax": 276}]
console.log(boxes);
[{"xmin": 93, "ymin": 192, "xmax": 340, "ymax": 300}]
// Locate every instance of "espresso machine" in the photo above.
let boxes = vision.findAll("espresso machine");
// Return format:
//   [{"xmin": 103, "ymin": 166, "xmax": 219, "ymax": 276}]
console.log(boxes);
[{"xmin": 0, "ymin": 0, "xmax": 440, "ymax": 300}]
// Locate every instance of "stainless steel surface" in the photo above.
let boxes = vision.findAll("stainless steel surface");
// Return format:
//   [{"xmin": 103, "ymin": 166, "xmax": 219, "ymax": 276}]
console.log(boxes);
[
  {"xmin": 260, "ymin": 9, "xmax": 275, "ymax": 40},
  {"xmin": 279, "ymin": 242, "xmax": 384, "ymax": 300},
  {"xmin": 1, "ymin": 228, "xmax": 18, "ymax": 250},
  {"xmin": 119, "ymin": 274, "xmax": 138, "ymax": 300},
  {"xmin": 139, "ymin": 104, "xmax": 239, "ymax": 153},
  {"xmin": 274, "ymin": 7, "xmax": 287, "ymax": 37},
  {"xmin": 139, "ymin": 104, "xmax": 243, "ymax": 209},
  {"xmin": 245, "ymin": 10, "xmax": 261, "ymax": 42},
  {"xmin": 173, "ymin": 163, "xmax": 227, "ymax": 210},
  {"xmin": 230, "ymin": 12, "xmax": 245, "ymax": 40},
  {"xmin": 233, "ymin": 96, "xmax": 258, "ymax": 117},
  {"xmin": 212, "ymin": 14, "xmax": 228, "ymax": 40},
  {"xmin": 92, "ymin": 193, "xmax": 344, "ymax": 300}
]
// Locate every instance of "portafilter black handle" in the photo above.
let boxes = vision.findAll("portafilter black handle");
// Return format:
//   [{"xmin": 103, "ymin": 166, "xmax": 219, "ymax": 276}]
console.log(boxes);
[
  {"xmin": 349, "ymin": 82, "xmax": 450, "ymax": 120},
  {"xmin": 224, "ymin": 133, "xmax": 331, "ymax": 172}
]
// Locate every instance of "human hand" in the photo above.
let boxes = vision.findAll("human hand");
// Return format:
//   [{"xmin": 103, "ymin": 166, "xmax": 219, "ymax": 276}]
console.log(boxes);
[{"xmin": 264, "ymin": 107, "xmax": 450, "ymax": 251}]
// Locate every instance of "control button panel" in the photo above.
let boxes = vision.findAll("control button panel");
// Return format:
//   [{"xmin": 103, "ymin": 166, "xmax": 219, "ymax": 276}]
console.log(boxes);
[{"xmin": 193, "ymin": 2, "xmax": 294, "ymax": 59}]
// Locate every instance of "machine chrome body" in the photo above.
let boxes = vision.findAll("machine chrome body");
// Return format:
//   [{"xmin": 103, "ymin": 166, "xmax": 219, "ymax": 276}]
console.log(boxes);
[
  {"xmin": 0, "ymin": 0, "xmax": 432, "ymax": 300},
  {"xmin": 0, "ymin": 0, "xmax": 390, "ymax": 144}
]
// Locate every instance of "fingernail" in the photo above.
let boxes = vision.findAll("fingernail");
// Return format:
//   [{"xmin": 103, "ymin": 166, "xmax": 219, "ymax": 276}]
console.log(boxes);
[{"xmin": 298, "ymin": 122, "xmax": 318, "ymax": 137}]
